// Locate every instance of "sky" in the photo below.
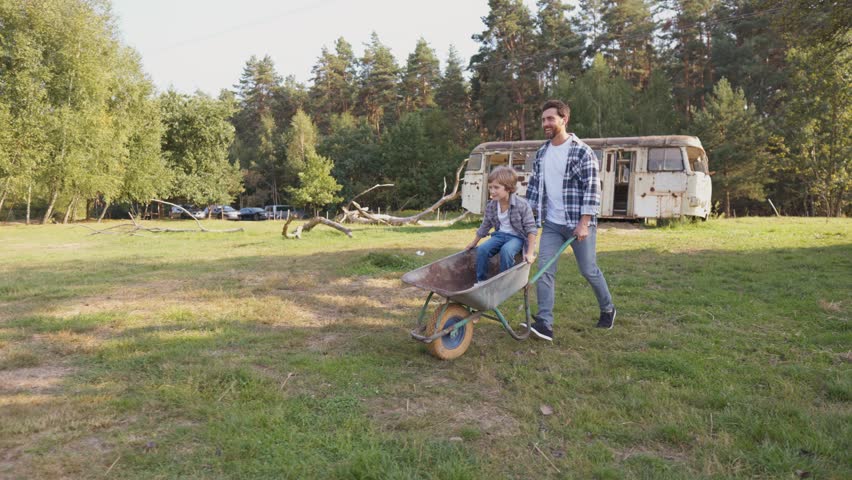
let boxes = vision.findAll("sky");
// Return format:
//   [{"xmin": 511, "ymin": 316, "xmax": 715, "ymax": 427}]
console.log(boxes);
[{"xmin": 111, "ymin": 0, "xmax": 540, "ymax": 96}]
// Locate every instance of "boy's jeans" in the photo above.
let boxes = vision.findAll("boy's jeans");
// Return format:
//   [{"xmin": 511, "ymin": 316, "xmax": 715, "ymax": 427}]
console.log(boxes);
[
  {"xmin": 535, "ymin": 221, "xmax": 613, "ymax": 328},
  {"xmin": 475, "ymin": 231, "xmax": 524, "ymax": 282}
]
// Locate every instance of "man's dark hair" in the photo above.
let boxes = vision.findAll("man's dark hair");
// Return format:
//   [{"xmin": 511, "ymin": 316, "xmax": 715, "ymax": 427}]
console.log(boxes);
[{"xmin": 541, "ymin": 99, "xmax": 570, "ymax": 121}]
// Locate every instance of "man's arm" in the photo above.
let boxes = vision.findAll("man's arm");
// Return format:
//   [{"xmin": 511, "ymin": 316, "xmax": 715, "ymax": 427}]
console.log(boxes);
[{"xmin": 574, "ymin": 148, "xmax": 600, "ymax": 241}]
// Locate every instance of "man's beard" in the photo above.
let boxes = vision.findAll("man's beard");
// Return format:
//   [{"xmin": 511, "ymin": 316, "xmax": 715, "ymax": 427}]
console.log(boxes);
[{"xmin": 544, "ymin": 126, "xmax": 559, "ymax": 138}]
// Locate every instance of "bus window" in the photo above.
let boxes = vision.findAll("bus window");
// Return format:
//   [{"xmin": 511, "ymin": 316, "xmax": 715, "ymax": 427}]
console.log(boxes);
[
  {"xmin": 648, "ymin": 148, "xmax": 684, "ymax": 172},
  {"xmin": 487, "ymin": 153, "xmax": 509, "ymax": 171},
  {"xmin": 687, "ymin": 147, "xmax": 709, "ymax": 174},
  {"xmin": 511, "ymin": 150, "xmax": 533, "ymax": 172},
  {"xmin": 467, "ymin": 153, "xmax": 483, "ymax": 171}
]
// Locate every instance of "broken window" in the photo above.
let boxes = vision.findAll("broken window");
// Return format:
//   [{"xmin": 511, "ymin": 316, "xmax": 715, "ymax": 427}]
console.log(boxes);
[
  {"xmin": 648, "ymin": 148, "xmax": 684, "ymax": 172},
  {"xmin": 511, "ymin": 150, "xmax": 533, "ymax": 172},
  {"xmin": 467, "ymin": 153, "xmax": 483, "ymax": 171},
  {"xmin": 687, "ymin": 147, "xmax": 709, "ymax": 174}
]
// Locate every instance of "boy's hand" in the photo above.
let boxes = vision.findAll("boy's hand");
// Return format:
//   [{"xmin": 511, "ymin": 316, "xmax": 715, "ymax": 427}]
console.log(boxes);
[
  {"xmin": 465, "ymin": 240, "xmax": 479, "ymax": 251},
  {"xmin": 524, "ymin": 249, "xmax": 536, "ymax": 264}
]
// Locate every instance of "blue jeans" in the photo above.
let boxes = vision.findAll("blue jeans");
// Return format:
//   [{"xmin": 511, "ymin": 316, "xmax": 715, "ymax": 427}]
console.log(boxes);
[
  {"xmin": 475, "ymin": 232, "xmax": 524, "ymax": 282},
  {"xmin": 535, "ymin": 221, "xmax": 613, "ymax": 328}
]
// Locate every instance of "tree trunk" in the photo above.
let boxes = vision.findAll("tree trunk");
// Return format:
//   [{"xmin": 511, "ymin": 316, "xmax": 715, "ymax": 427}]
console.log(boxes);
[
  {"xmin": 97, "ymin": 200, "xmax": 110, "ymax": 223},
  {"xmin": 0, "ymin": 178, "xmax": 9, "ymax": 215},
  {"xmin": 62, "ymin": 195, "xmax": 77, "ymax": 224},
  {"xmin": 43, "ymin": 188, "xmax": 59, "ymax": 224},
  {"xmin": 26, "ymin": 184, "xmax": 32, "ymax": 225}
]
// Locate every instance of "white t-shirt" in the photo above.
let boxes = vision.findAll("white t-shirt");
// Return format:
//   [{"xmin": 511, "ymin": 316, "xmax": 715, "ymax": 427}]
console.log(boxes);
[
  {"xmin": 497, "ymin": 203, "xmax": 518, "ymax": 236},
  {"xmin": 543, "ymin": 141, "xmax": 569, "ymax": 225}
]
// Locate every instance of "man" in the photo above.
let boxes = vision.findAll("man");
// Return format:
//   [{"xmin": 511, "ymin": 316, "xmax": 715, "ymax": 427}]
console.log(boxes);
[{"xmin": 524, "ymin": 99, "xmax": 615, "ymax": 341}]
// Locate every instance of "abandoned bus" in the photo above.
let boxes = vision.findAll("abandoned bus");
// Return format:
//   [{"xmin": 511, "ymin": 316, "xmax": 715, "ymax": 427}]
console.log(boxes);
[{"xmin": 461, "ymin": 135, "xmax": 712, "ymax": 220}]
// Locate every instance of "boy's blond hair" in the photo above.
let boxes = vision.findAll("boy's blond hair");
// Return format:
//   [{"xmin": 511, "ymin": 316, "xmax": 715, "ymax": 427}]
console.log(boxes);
[{"xmin": 488, "ymin": 166, "xmax": 518, "ymax": 194}]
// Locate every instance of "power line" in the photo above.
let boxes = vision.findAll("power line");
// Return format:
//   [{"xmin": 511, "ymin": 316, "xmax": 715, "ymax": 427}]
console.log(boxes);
[{"xmin": 151, "ymin": 0, "xmax": 341, "ymax": 55}]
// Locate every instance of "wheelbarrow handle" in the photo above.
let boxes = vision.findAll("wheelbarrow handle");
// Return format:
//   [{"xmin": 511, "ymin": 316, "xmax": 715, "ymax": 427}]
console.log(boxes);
[{"xmin": 528, "ymin": 236, "xmax": 576, "ymax": 285}]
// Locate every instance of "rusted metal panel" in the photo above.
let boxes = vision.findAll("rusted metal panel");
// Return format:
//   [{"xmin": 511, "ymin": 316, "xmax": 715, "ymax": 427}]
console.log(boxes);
[{"xmin": 401, "ymin": 250, "xmax": 530, "ymax": 312}]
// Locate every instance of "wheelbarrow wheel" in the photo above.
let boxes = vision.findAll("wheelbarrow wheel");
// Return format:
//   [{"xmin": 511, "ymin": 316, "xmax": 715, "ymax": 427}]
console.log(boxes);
[{"xmin": 425, "ymin": 303, "xmax": 473, "ymax": 360}]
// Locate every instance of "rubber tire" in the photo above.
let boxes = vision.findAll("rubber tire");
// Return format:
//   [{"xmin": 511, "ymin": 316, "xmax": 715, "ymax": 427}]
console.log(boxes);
[{"xmin": 425, "ymin": 303, "xmax": 474, "ymax": 360}]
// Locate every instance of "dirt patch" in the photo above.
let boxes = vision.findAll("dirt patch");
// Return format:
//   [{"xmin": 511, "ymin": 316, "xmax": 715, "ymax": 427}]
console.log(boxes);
[
  {"xmin": 0, "ymin": 365, "xmax": 74, "ymax": 393},
  {"xmin": 819, "ymin": 299, "xmax": 843, "ymax": 314},
  {"xmin": 368, "ymin": 395, "xmax": 520, "ymax": 438}
]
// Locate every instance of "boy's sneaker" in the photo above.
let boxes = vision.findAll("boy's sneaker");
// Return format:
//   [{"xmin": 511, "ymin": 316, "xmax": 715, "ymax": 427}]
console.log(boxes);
[
  {"xmin": 529, "ymin": 320, "xmax": 553, "ymax": 342},
  {"xmin": 596, "ymin": 307, "xmax": 616, "ymax": 329}
]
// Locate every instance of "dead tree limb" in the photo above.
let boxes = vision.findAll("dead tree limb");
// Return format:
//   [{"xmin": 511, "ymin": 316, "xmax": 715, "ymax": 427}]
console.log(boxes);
[
  {"xmin": 341, "ymin": 158, "xmax": 469, "ymax": 226},
  {"xmin": 79, "ymin": 200, "xmax": 244, "ymax": 236},
  {"xmin": 282, "ymin": 215, "xmax": 352, "ymax": 239},
  {"xmin": 302, "ymin": 217, "xmax": 353, "ymax": 237}
]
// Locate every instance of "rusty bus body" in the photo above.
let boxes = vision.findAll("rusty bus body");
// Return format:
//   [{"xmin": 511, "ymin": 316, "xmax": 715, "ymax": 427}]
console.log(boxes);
[{"xmin": 461, "ymin": 135, "xmax": 712, "ymax": 220}]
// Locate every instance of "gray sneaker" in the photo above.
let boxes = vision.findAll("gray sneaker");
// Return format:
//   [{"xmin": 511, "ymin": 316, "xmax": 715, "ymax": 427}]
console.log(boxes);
[{"xmin": 596, "ymin": 307, "xmax": 616, "ymax": 329}]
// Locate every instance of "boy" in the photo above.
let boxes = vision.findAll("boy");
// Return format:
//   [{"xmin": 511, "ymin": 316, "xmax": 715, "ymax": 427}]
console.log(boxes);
[{"xmin": 466, "ymin": 166, "xmax": 537, "ymax": 282}]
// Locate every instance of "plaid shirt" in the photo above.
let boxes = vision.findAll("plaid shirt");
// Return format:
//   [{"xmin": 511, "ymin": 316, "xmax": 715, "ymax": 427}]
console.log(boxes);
[
  {"xmin": 475, "ymin": 193, "xmax": 538, "ymax": 241},
  {"xmin": 525, "ymin": 134, "xmax": 601, "ymax": 228}
]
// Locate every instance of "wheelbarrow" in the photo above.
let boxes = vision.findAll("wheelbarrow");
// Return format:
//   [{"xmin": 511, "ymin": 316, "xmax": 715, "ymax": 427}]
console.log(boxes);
[{"xmin": 402, "ymin": 236, "xmax": 576, "ymax": 360}]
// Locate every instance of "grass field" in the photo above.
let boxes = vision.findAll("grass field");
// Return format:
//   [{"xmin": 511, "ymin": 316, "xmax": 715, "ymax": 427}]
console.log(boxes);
[{"xmin": 0, "ymin": 217, "xmax": 850, "ymax": 479}]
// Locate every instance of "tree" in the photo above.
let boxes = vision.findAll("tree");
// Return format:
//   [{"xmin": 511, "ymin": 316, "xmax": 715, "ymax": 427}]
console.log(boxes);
[
  {"xmin": 160, "ymin": 90, "xmax": 242, "ymax": 210},
  {"xmin": 232, "ymin": 55, "xmax": 284, "ymax": 206},
  {"xmin": 470, "ymin": 0, "xmax": 540, "ymax": 140},
  {"xmin": 599, "ymin": 0, "xmax": 657, "ymax": 87},
  {"xmin": 663, "ymin": 0, "xmax": 719, "ymax": 117},
  {"xmin": 380, "ymin": 109, "xmax": 468, "ymax": 209},
  {"xmin": 400, "ymin": 37, "xmax": 441, "ymax": 113},
  {"xmin": 435, "ymin": 46, "xmax": 470, "ymax": 135},
  {"xmin": 635, "ymin": 70, "xmax": 679, "ymax": 135},
  {"xmin": 309, "ymin": 37, "xmax": 358, "ymax": 128},
  {"xmin": 773, "ymin": 43, "xmax": 850, "ymax": 217},
  {"xmin": 318, "ymin": 112, "xmax": 380, "ymax": 201},
  {"xmin": 357, "ymin": 32, "xmax": 400, "ymax": 133},
  {"xmin": 692, "ymin": 78, "xmax": 768, "ymax": 216},
  {"xmin": 535, "ymin": 0, "xmax": 585, "ymax": 90},
  {"xmin": 285, "ymin": 110, "xmax": 342, "ymax": 212},
  {"xmin": 557, "ymin": 54, "xmax": 635, "ymax": 138},
  {"xmin": 285, "ymin": 108, "xmax": 318, "ymax": 178}
]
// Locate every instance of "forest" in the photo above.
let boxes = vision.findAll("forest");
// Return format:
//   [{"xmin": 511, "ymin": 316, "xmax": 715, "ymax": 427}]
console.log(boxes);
[{"xmin": 0, "ymin": 0, "xmax": 848, "ymax": 223}]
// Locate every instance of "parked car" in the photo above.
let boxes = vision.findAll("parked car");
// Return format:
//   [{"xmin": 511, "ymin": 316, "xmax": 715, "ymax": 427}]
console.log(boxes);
[
  {"xmin": 238, "ymin": 207, "xmax": 269, "ymax": 221},
  {"xmin": 169, "ymin": 205, "xmax": 205, "ymax": 220},
  {"xmin": 265, "ymin": 204, "xmax": 309, "ymax": 220},
  {"xmin": 205, "ymin": 205, "xmax": 240, "ymax": 220}
]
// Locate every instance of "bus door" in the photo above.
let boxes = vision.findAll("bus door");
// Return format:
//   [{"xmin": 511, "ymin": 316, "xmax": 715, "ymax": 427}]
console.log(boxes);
[
  {"xmin": 604, "ymin": 150, "xmax": 635, "ymax": 216},
  {"xmin": 601, "ymin": 150, "xmax": 616, "ymax": 216},
  {"xmin": 461, "ymin": 153, "xmax": 485, "ymax": 213}
]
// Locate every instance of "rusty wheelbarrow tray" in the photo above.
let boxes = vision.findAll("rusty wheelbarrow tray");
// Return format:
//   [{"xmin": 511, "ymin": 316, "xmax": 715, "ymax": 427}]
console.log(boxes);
[{"xmin": 402, "ymin": 236, "xmax": 575, "ymax": 359}]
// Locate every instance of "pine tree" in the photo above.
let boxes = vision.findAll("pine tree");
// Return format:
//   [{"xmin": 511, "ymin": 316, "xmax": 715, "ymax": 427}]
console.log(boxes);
[
  {"xmin": 599, "ymin": 0, "xmax": 657, "ymax": 87},
  {"xmin": 470, "ymin": 0, "xmax": 540, "ymax": 140},
  {"xmin": 535, "ymin": 0, "xmax": 585, "ymax": 91},
  {"xmin": 557, "ymin": 54, "xmax": 635, "ymax": 137},
  {"xmin": 435, "ymin": 46, "xmax": 471, "ymax": 143},
  {"xmin": 400, "ymin": 38, "xmax": 441, "ymax": 113},
  {"xmin": 357, "ymin": 32, "xmax": 400, "ymax": 134},
  {"xmin": 692, "ymin": 78, "xmax": 768, "ymax": 216},
  {"xmin": 309, "ymin": 37, "xmax": 358, "ymax": 128}
]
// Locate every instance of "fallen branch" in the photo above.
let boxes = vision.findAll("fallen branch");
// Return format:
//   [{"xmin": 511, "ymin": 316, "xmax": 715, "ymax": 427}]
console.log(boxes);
[
  {"xmin": 78, "ymin": 200, "xmax": 244, "ymax": 236},
  {"xmin": 282, "ymin": 215, "xmax": 352, "ymax": 239},
  {"xmin": 340, "ymin": 158, "xmax": 469, "ymax": 226}
]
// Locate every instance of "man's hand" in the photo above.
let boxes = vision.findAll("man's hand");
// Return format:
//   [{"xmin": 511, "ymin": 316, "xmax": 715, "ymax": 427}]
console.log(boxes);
[{"xmin": 573, "ymin": 221, "xmax": 590, "ymax": 241}]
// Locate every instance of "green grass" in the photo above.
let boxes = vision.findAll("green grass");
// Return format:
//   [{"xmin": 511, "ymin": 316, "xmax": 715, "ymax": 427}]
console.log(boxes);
[{"xmin": 0, "ymin": 217, "xmax": 849, "ymax": 479}]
